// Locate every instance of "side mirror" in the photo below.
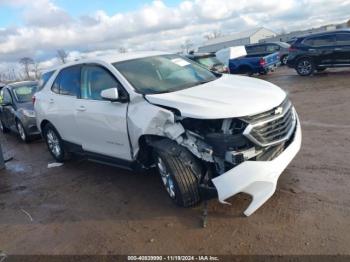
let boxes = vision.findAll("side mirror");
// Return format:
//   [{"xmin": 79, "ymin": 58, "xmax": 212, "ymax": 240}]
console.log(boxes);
[{"xmin": 101, "ymin": 88, "xmax": 119, "ymax": 102}]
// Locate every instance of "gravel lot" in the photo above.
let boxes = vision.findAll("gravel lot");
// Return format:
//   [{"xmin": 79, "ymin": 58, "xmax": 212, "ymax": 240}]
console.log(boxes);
[{"xmin": 0, "ymin": 67, "xmax": 349, "ymax": 255}]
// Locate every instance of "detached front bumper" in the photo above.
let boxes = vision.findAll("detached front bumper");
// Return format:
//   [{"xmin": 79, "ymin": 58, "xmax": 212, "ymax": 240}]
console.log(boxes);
[{"xmin": 212, "ymin": 120, "xmax": 302, "ymax": 216}]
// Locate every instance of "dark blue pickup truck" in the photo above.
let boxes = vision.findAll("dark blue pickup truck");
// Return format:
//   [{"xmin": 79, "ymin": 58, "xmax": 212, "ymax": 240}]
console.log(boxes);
[{"xmin": 229, "ymin": 52, "xmax": 281, "ymax": 76}]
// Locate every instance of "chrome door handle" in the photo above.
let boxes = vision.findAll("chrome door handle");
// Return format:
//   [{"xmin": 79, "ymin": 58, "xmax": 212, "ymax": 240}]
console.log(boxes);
[
  {"xmin": 76, "ymin": 106, "xmax": 86, "ymax": 112},
  {"xmin": 334, "ymin": 48, "xmax": 343, "ymax": 51}
]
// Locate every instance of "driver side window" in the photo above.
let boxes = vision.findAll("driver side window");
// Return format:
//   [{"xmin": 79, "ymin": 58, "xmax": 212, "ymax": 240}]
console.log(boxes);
[
  {"xmin": 81, "ymin": 65, "xmax": 121, "ymax": 101},
  {"xmin": 3, "ymin": 89, "xmax": 13, "ymax": 104}
]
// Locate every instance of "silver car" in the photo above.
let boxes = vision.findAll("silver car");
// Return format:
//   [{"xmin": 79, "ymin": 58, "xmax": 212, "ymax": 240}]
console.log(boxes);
[{"xmin": 0, "ymin": 81, "xmax": 40, "ymax": 142}]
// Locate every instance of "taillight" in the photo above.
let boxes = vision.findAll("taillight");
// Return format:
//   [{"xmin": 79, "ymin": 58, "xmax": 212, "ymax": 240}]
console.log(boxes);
[
  {"xmin": 32, "ymin": 95, "xmax": 36, "ymax": 105},
  {"xmin": 289, "ymin": 46, "xmax": 297, "ymax": 52},
  {"xmin": 259, "ymin": 58, "xmax": 266, "ymax": 66}
]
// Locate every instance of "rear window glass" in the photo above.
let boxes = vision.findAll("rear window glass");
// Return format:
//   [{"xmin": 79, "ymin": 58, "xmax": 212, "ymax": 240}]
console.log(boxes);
[{"xmin": 13, "ymin": 85, "xmax": 37, "ymax": 103}]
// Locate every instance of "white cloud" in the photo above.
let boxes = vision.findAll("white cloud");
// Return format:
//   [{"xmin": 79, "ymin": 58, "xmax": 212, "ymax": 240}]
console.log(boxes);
[{"xmin": 0, "ymin": 0, "xmax": 349, "ymax": 71}]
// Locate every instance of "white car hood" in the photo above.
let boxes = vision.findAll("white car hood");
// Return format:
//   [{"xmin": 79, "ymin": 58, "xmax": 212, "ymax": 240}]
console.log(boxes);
[{"xmin": 146, "ymin": 74, "xmax": 287, "ymax": 119}]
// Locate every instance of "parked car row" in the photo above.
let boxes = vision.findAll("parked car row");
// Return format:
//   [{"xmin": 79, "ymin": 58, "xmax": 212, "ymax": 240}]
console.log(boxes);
[
  {"xmin": 287, "ymin": 29, "xmax": 350, "ymax": 76},
  {"xmin": 1, "ymin": 52, "xmax": 301, "ymax": 216},
  {"xmin": 188, "ymin": 29, "xmax": 350, "ymax": 77},
  {"xmin": 0, "ymin": 81, "xmax": 39, "ymax": 142}
]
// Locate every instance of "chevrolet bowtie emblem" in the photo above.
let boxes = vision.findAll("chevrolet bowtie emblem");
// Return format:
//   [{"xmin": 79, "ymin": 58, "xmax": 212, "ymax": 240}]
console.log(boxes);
[{"xmin": 275, "ymin": 107, "xmax": 283, "ymax": 115}]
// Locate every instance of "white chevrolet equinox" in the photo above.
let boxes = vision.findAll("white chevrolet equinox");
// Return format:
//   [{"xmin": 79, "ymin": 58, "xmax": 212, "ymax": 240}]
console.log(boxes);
[{"xmin": 35, "ymin": 51, "xmax": 302, "ymax": 216}]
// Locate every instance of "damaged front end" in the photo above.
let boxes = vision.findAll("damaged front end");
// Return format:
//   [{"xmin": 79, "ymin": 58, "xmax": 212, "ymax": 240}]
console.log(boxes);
[{"xmin": 171, "ymin": 98, "xmax": 301, "ymax": 216}]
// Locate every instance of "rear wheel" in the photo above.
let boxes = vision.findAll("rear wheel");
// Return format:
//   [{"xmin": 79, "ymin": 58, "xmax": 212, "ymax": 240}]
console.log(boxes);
[
  {"xmin": 16, "ymin": 120, "xmax": 30, "ymax": 143},
  {"xmin": 153, "ymin": 140, "xmax": 201, "ymax": 208},
  {"xmin": 0, "ymin": 119, "xmax": 10, "ymax": 133},
  {"xmin": 296, "ymin": 58, "xmax": 315, "ymax": 76},
  {"xmin": 43, "ymin": 123, "xmax": 68, "ymax": 162},
  {"xmin": 281, "ymin": 55, "xmax": 289, "ymax": 65}
]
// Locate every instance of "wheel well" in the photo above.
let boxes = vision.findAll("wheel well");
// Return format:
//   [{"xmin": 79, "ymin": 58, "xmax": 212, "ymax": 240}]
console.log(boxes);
[
  {"xmin": 238, "ymin": 65, "xmax": 253, "ymax": 73},
  {"xmin": 136, "ymin": 135, "xmax": 169, "ymax": 167},
  {"xmin": 40, "ymin": 120, "xmax": 51, "ymax": 132},
  {"xmin": 296, "ymin": 56, "xmax": 313, "ymax": 64}
]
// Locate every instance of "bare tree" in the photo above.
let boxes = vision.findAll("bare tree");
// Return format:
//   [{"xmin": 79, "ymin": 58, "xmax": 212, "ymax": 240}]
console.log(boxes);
[
  {"xmin": 347, "ymin": 19, "xmax": 350, "ymax": 28},
  {"xmin": 19, "ymin": 57, "xmax": 34, "ymax": 80},
  {"xmin": 181, "ymin": 39, "xmax": 194, "ymax": 54},
  {"xmin": 33, "ymin": 61, "xmax": 41, "ymax": 80},
  {"xmin": 119, "ymin": 47, "xmax": 127, "ymax": 53},
  {"xmin": 57, "ymin": 49, "xmax": 69, "ymax": 64},
  {"xmin": 204, "ymin": 30, "xmax": 222, "ymax": 40}
]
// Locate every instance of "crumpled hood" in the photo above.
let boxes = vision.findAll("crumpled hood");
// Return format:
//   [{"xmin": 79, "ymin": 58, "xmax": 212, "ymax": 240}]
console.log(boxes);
[{"xmin": 146, "ymin": 74, "xmax": 287, "ymax": 119}]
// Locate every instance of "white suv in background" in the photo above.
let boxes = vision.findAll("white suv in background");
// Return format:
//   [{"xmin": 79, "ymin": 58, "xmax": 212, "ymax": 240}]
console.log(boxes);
[{"xmin": 34, "ymin": 51, "xmax": 301, "ymax": 216}]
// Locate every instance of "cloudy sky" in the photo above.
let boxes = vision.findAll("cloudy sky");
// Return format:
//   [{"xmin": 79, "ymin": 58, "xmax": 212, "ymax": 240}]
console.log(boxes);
[{"xmin": 0, "ymin": 0, "xmax": 349, "ymax": 72}]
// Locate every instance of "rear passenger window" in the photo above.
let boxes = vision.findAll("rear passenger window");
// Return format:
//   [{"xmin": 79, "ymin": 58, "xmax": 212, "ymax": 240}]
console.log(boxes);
[
  {"xmin": 51, "ymin": 66, "xmax": 81, "ymax": 96},
  {"xmin": 38, "ymin": 70, "xmax": 55, "ymax": 91},
  {"xmin": 266, "ymin": 44, "xmax": 280, "ymax": 52},
  {"xmin": 336, "ymin": 34, "xmax": 350, "ymax": 45},
  {"xmin": 303, "ymin": 35, "xmax": 335, "ymax": 47}
]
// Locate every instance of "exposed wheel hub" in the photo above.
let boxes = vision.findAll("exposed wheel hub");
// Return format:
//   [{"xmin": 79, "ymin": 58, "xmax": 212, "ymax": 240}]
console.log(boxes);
[{"xmin": 157, "ymin": 157, "xmax": 176, "ymax": 199}]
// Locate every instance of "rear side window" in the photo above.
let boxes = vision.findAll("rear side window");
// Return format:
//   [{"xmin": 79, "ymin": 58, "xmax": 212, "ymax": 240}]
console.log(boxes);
[
  {"xmin": 51, "ymin": 66, "xmax": 81, "ymax": 96},
  {"xmin": 246, "ymin": 45, "xmax": 266, "ymax": 54},
  {"xmin": 38, "ymin": 70, "xmax": 55, "ymax": 91},
  {"xmin": 266, "ymin": 44, "xmax": 280, "ymax": 52},
  {"xmin": 336, "ymin": 34, "xmax": 350, "ymax": 45},
  {"xmin": 303, "ymin": 35, "xmax": 335, "ymax": 47}
]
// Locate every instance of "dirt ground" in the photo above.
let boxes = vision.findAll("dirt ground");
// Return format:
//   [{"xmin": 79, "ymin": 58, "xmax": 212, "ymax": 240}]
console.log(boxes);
[{"xmin": 0, "ymin": 67, "xmax": 350, "ymax": 255}]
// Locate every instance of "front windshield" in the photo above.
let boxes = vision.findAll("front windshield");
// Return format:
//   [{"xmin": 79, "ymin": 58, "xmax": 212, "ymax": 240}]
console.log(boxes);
[
  {"xmin": 113, "ymin": 54, "xmax": 218, "ymax": 94},
  {"xmin": 196, "ymin": 57, "xmax": 222, "ymax": 68},
  {"xmin": 13, "ymin": 85, "xmax": 37, "ymax": 103}
]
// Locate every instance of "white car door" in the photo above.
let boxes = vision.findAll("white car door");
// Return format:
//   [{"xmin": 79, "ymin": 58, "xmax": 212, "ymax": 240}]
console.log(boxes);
[
  {"xmin": 75, "ymin": 64, "xmax": 132, "ymax": 161},
  {"xmin": 45, "ymin": 66, "xmax": 81, "ymax": 144}
]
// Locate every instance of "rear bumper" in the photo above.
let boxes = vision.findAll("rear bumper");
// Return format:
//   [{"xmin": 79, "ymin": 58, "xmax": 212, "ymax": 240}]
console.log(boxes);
[{"xmin": 212, "ymin": 118, "xmax": 302, "ymax": 216}]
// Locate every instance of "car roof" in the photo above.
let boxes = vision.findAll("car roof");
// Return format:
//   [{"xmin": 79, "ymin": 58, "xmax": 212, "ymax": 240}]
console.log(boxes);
[
  {"xmin": 7, "ymin": 81, "xmax": 38, "ymax": 89},
  {"xmin": 45, "ymin": 51, "xmax": 170, "ymax": 72},
  {"xmin": 297, "ymin": 29, "xmax": 350, "ymax": 39}
]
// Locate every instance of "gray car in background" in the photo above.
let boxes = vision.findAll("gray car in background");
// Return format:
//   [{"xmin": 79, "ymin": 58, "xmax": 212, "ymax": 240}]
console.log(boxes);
[
  {"xmin": 245, "ymin": 42, "xmax": 291, "ymax": 65},
  {"xmin": 0, "ymin": 81, "xmax": 39, "ymax": 142}
]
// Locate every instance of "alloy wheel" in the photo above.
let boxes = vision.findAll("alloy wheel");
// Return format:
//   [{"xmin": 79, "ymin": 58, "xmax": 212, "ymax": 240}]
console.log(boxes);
[
  {"xmin": 46, "ymin": 130, "xmax": 61, "ymax": 158},
  {"xmin": 297, "ymin": 60, "xmax": 312, "ymax": 75},
  {"xmin": 282, "ymin": 56, "xmax": 288, "ymax": 65},
  {"xmin": 17, "ymin": 122, "xmax": 26, "ymax": 141},
  {"xmin": 157, "ymin": 157, "xmax": 176, "ymax": 199}
]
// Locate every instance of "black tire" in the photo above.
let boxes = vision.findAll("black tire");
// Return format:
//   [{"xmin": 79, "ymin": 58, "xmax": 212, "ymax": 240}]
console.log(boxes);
[
  {"xmin": 16, "ymin": 120, "xmax": 31, "ymax": 143},
  {"xmin": 0, "ymin": 119, "xmax": 10, "ymax": 133},
  {"xmin": 281, "ymin": 55, "xmax": 289, "ymax": 65},
  {"xmin": 42, "ymin": 123, "xmax": 68, "ymax": 162},
  {"xmin": 259, "ymin": 70, "xmax": 268, "ymax": 75},
  {"xmin": 296, "ymin": 58, "xmax": 315, "ymax": 76},
  {"xmin": 153, "ymin": 140, "xmax": 202, "ymax": 208}
]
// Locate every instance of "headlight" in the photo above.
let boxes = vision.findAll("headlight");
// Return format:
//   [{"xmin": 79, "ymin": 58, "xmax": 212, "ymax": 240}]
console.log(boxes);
[{"xmin": 21, "ymin": 109, "xmax": 36, "ymax": 117}]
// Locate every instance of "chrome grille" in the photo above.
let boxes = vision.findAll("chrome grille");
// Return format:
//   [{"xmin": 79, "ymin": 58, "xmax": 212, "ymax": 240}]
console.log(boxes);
[{"xmin": 242, "ymin": 99, "xmax": 297, "ymax": 147}]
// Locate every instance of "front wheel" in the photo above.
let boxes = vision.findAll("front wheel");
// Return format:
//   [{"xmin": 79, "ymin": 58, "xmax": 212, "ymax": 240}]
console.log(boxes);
[
  {"xmin": 296, "ymin": 58, "xmax": 315, "ymax": 76},
  {"xmin": 153, "ymin": 140, "xmax": 201, "ymax": 208},
  {"xmin": 0, "ymin": 119, "xmax": 10, "ymax": 133},
  {"xmin": 43, "ymin": 123, "xmax": 68, "ymax": 162}
]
